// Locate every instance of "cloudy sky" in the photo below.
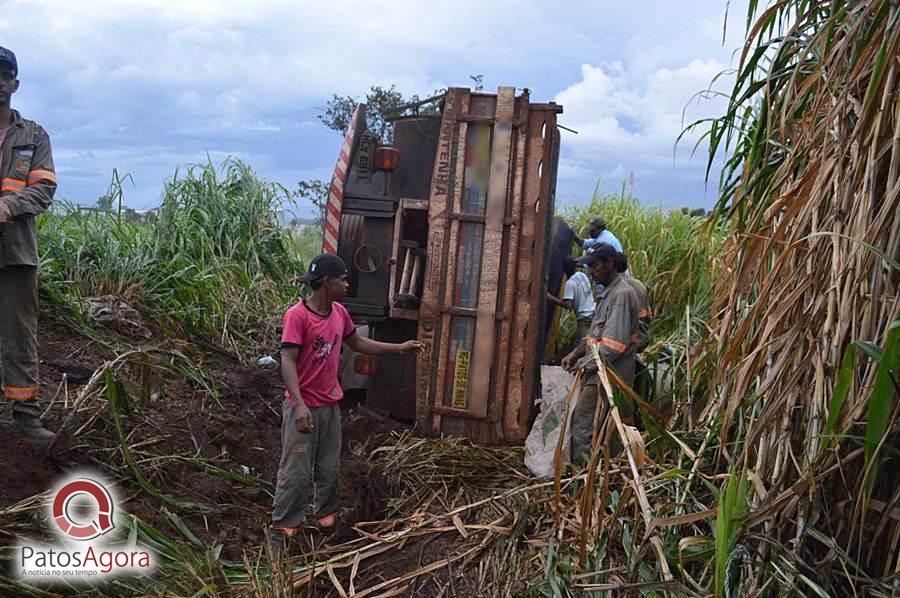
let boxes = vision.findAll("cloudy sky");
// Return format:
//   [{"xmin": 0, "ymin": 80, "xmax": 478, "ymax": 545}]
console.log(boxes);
[{"xmin": 3, "ymin": 0, "xmax": 751, "ymax": 215}]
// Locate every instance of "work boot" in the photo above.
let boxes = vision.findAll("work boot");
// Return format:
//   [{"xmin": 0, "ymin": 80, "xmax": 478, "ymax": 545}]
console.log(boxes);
[
  {"xmin": 12, "ymin": 412, "xmax": 56, "ymax": 441},
  {"xmin": 267, "ymin": 527, "xmax": 293, "ymax": 558}
]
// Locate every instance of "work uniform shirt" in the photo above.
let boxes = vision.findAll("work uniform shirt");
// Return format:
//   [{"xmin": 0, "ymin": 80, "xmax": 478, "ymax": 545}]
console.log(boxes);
[
  {"xmin": 624, "ymin": 277, "xmax": 652, "ymax": 352},
  {"xmin": 562, "ymin": 271, "xmax": 596, "ymax": 320},
  {"xmin": 580, "ymin": 275, "xmax": 639, "ymax": 386},
  {"xmin": 0, "ymin": 110, "xmax": 57, "ymax": 268}
]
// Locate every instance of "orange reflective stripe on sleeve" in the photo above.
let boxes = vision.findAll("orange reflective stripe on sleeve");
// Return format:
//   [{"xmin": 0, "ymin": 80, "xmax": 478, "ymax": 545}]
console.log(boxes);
[
  {"xmin": 27, "ymin": 169, "xmax": 57, "ymax": 186},
  {"xmin": 3, "ymin": 385, "xmax": 40, "ymax": 400},
  {"xmin": 1, "ymin": 178, "xmax": 26, "ymax": 193},
  {"xmin": 600, "ymin": 337, "xmax": 627, "ymax": 353}
]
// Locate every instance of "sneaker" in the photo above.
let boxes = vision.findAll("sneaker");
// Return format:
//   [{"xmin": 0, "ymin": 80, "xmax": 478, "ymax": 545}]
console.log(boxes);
[
  {"xmin": 12, "ymin": 413, "xmax": 55, "ymax": 442},
  {"xmin": 316, "ymin": 512, "xmax": 338, "ymax": 530}
]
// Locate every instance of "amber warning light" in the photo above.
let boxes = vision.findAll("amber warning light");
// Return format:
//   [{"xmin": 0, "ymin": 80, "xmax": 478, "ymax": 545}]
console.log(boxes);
[
  {"xmin": 374, "ymin": 147, "xmax": 400, "ymax": 171},
  {"xmin": 354, "ymin": 355, "xmax": 377, "ymax": 376}
]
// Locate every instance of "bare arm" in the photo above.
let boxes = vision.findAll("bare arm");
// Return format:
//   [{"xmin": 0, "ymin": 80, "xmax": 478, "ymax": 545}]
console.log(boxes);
[
  {"xmin": 546, "ymin": 292, "xmax": 574, "ymax": 311},
  {"xmin": 561, "ymin": 336, "xmax": 588, "ymax": 370},
  {"xmin": 280, "ymin": 346, "xmax": 313, "ymax": 431},
  {"xmin": 344, "ymin": 334, "xmax": 423, "ymax": 355}
]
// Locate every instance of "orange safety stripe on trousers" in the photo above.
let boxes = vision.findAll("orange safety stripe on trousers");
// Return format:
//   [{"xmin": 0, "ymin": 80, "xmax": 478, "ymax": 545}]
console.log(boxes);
[
  {"xmin": 3, "ymin": 385, "xmax": 40, "ymax": 400},
  {"xmin": 2, "ymin": 178, "xmax": 26, "ymax": 193},
  {"xmin": 600, "ymin": 336, "xmax": 627, "ymax": 353},
  {"xmin": 27, "ymin": 169, "xmax": 57, "ymax": 185}
]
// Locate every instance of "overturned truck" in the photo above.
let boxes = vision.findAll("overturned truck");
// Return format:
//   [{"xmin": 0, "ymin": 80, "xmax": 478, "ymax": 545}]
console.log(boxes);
[{"xmin": 324, "ymin": 86, "xmax": 562, "ymax": 444}]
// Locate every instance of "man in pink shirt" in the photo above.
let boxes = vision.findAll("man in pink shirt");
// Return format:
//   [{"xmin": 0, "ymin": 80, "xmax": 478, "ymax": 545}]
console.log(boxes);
[{"xmin": 270, "ymin": 253, "xmax": 422, "ymax": 553}]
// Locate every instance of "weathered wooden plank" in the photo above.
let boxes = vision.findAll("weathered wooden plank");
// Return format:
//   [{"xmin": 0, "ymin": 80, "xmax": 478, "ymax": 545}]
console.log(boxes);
[
  {"xmin": 467, "ymin": 86, "xmax": 516, "ymax": 420},
  {"xmin": 431, "ymin": 89, "xmax": 471, "ymax": 435},
  {"xmin": 517, "ymin": 106, "xmax": 561, "ymax": 437},
  {"xmin": 504, "ymin": 107, "xmax": 546, "ymax": 440},
  {"xmin": 416, "ymin": 89, "xmax": 465, "ymax": 435},
  {"xmin": 498, "ymin": 93, "xmax": 530, "ymax": 437}
]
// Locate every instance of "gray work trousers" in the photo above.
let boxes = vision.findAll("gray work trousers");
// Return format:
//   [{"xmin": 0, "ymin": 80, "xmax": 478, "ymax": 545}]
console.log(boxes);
[
  {"xmin": 271, "ymin": 401, "xmax": 341, "ymax": 529},
  {"xmin": 570, "ymin": 375, "xmax": 637, "ymax": 464},
  {"xmin": 570, "ymin": 381, "xmax": 605, "ymax": 464},
  {"xmin": 0, "ymin": 266, "xmax": 41, "ymax": 418}
]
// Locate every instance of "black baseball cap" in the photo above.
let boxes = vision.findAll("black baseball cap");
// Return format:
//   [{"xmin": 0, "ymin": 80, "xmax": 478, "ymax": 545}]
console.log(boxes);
[
  {"xmin": 0, "ymin": 47, "xmax": 17, "ymax": 75},
  {"xmin": 298, "ymin": 253, "xmax": 348, "ymax": 283},
  {"xmin": 575, "ymin": 242, "xmax": 618, "ymax": 266}
]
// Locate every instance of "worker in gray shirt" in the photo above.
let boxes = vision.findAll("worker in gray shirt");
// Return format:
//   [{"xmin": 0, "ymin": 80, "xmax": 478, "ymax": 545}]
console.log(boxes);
[
  {"xmin": 0, "ymin": 47, "xmax": 57, "ymax": 441},
  {"xmin": 561, "ymin": 243, "xmax": 639, "ymax": 463}
]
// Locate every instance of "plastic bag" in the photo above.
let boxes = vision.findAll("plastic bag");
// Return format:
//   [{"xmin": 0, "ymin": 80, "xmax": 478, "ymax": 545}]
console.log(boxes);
[{"xmin": 524, "ymin": 366, "xmax": 577, "ymax": 477}]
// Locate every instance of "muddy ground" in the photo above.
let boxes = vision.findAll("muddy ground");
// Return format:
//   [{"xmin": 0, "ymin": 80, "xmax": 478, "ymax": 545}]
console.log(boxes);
[{"xmin": 0, "ymin": 319, "xmax": 421, "ymax": 592}]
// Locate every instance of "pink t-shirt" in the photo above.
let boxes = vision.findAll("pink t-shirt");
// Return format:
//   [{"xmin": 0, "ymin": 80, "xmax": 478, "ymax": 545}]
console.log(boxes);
[{"xmin": 281, "ymin": 300, "xmax": 356, "ymax": 408}]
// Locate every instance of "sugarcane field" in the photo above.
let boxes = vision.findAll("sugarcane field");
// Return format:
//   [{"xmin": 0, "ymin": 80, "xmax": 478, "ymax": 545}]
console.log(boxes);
[{"xmin": 1, "ymin": 1, "xmax": 898, "ymax": 596}]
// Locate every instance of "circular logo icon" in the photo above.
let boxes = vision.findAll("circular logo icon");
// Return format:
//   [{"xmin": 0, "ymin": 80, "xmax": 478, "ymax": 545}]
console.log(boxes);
[{"xmin": 52, "ymin": 478, "xmax": 115, "ymax": 540}]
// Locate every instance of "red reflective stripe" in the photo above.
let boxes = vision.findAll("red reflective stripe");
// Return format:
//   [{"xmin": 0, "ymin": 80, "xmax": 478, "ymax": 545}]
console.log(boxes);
[
  {"xmin": 3, "ymin": 385, "xmax": 40, "ymax": 400},
  {"xmin": 600, "ymin": 337, "xmax": 627, "ymax": 353},
  {"xmin": 324, "ymin": 219, "xmax": 339, "ymax": 241},
  {"xmin": 27, "ymin": 169, "xmax": 57, "ymax": 185},
  {"xmin": 2, "ymin": 178, "xmax": 25, "ymax": 193}
]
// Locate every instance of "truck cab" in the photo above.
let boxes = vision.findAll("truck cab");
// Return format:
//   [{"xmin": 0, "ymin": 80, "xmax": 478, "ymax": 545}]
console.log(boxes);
[{"xmin": 325, "ymin": 86, "xmax": 562, "ymax": 444}]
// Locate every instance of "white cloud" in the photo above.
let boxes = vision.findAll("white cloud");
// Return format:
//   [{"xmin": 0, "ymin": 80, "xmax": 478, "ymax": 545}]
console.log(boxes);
[
  {"xmin": 556, "ymin": 59, "xmax": 729, "ymax": 153},
  {"xmin": 4, "ymin": 0, "xmax": 750, "ymax": 209},
  {"xmin": 552, "ymin": 55, "xmax": 734, "ymax": 206}
]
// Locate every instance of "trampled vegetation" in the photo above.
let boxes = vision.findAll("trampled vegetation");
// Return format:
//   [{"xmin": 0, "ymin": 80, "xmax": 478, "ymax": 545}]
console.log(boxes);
[{"xmin": 0, "ymin": 1, "xmax": 896, "ymax": 595}]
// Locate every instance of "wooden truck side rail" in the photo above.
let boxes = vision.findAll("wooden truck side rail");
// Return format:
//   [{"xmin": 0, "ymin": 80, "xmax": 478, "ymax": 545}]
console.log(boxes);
[{"xmin": 415, "ymin": 87, "xmax": 562, "ymax": 444}]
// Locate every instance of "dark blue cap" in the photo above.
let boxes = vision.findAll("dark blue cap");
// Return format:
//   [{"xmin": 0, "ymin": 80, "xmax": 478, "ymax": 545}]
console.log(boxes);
[
  {"xmin": 0, "ymin": 47, "xmax": 17, "ymax": 75},
  {"xmin": 575, "ymin": 242, "xmax": 618, "ymax": 266}
]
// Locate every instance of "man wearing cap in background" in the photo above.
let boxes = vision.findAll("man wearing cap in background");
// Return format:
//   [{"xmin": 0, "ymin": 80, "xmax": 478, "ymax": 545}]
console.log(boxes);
[
  {"xmin": 615, "ymin": 252, "xmax": 652, "ymax": 353},
  {"xmin": 561, "ymin": 243, "xmax": 639, "ymax": 463},
  {"xmin": 0, "ymin": 47, "xmax": 57, "ymax": 441},
  {"xmin": 574, "ymin": 216, "xmax": 623, "ymax": 254},
  {"xmin": 271, "ymin": 253, "xmax": 423, "ymax": 554}
]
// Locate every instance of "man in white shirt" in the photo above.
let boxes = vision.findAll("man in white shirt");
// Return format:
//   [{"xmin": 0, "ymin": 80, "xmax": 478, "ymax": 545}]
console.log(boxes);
[{"xmin": 546, "ymin": 257, "xmax": 596, "ymax": 343}]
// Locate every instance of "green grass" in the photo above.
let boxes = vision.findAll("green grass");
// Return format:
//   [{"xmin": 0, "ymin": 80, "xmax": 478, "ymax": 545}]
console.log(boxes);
[
  {"xmin": 558, "ymin": 192, "xmax": 725, "ymax": 348},
  {"xmin": 38, "ymin": 158, "xmax": 305, "ymax": 358}
]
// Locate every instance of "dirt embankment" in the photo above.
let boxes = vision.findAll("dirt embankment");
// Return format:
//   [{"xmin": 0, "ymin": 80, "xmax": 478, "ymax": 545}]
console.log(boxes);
[{"xmin": 1, "ymin": 320, "xmax": 400, "ymax": 565}]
